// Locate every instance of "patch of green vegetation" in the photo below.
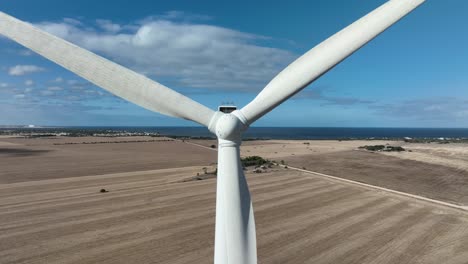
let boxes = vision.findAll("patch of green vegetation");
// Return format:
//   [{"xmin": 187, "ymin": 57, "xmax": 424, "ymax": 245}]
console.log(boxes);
[
  {"xmin": 359, "ymin": 145, "xmax": 385, "ymax": 151},
  {"xmin": 241, "ymin": 156, "xmax": 269, "ymax": 167},
  {"xmin": 359, "ymin": 145, "xmax": 406, "ymax": 152}
]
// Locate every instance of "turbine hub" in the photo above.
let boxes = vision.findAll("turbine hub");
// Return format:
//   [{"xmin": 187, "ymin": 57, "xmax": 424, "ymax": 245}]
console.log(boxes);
[{"xmin": 215, "ymin": 113, "xmax": 245, "ymax": 141}]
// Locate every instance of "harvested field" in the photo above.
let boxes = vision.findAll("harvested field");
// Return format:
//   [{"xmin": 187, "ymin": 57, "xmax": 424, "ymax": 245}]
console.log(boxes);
[
  {"xmin": 185, "ymin": 139, "xmax": 218, "ymax": 148},
  {"xmin": 242, "ymin": 140, "xmax": 468, "ymax": 206},
  {"xmin": 0, "ymin": 137, "xmax": 216, "ymax": 183},
  {"xmin": 1, "ymin": 166, "xmax": 468, "ymax": 264},
  {"xmin": 283, "ymin": 150, "xmax": 468, "ymax": 205},
  {"xmin": 240, "ymin": 140, "xmax": 394, "ymax": 159},
  {"xmin": 2, "ymin": 137, "xmax": 468, "ymax": 263},
  {"xmin": 382, "ymin": 143, "xmax": 468, "ymax": 171},
  {"xmin": 1, "ymin": 136, "xmax": 176, "ymax": 146}
]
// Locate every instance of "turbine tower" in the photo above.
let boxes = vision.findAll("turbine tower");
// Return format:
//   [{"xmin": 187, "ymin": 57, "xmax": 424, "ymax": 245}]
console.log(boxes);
[{"xmin": 0, "ymin": 0, "xmax": 425, "ymax": 263}]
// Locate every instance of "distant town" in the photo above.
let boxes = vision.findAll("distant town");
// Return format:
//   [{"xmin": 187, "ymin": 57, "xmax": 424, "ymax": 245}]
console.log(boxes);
[{"xmin": 0, "ymin": 126, "xmax": 161, "ymax": 138}]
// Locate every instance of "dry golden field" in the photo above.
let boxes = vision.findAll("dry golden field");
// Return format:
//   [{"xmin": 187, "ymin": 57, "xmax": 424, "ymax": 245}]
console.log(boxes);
[
  {"xmin": 2, "ymin": 166, "xmax": 468, "ymax": 263},
  {"xmin": 239, "ymin": 140, "xmax": 468, "ymax": 205},
  {"xmin": 1, "ymin": 137, "xmax": 468, "ymax": 263},
  {"xmin": 0, "ymin": 137, "xmax": 216, "ymax": 183}
]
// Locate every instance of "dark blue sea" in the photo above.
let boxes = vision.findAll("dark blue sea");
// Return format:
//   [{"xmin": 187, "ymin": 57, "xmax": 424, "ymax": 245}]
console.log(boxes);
[{"xmin": 13, "ymin": 127, "xmax": 467, "ymax": 140}]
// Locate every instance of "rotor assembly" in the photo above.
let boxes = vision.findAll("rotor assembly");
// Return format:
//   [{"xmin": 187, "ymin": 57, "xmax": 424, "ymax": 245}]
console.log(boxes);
[{"xmin": 0, "ymin": 1, "xmax": 426, "ymax": 262}]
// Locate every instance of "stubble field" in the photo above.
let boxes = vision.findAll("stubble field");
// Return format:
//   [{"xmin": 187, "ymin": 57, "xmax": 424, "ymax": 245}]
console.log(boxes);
[
  {"xmin": 0, "ymin": 136, "xmax": 216, "ymax": 183},
  {"xmin": 1, "ymin": 136, "xmax": 468, "ymax": 263},
  {"xmin": 240, "ymin": 140, "xmax": 468, "ymax": 205}
]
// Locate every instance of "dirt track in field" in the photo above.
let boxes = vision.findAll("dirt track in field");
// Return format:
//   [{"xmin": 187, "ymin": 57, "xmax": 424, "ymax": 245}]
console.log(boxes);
[
  {"xmin": 2, "ymin": 166, "xmax": 468, "ymax": 264},
  {"xmin": 240, "ymin": 140, "xmax": 468, "ymax": 206},
  {"xmin": 283, "ymin": 150, "xmax": 468, "ymax": 205}
]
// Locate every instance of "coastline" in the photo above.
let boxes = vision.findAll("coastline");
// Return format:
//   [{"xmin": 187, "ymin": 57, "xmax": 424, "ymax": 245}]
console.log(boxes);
[{"xmin": 2, "ymin": 126, "xmax": 468, "ymax": 142}]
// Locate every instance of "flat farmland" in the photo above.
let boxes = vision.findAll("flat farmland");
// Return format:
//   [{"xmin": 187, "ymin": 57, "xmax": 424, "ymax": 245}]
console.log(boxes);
[
  {"xmin": 0, "ymin": 137, "xmax": 216, "ymax": 183},
  {"xmin": 2, "ymin": 137, "xmax": 468, "ymax": 263},
  {"xmin": 283, "ymin": 150, "xmax": 468, "ymax": 205},
  {"xmin": 1, "ymin": 166, "xmax": 468, "ymax": 264},
  {"xmin": 241, "ymin": 140, "xmax": 468, "ymax": 206}
]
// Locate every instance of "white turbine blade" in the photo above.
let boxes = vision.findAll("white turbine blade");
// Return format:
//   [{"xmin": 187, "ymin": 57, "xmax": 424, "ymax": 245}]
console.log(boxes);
[
  {"xmin": 0, "ymin": 12, "xmax": 215, "ymax": 127},
  {"xmin": 240, "ymin": 0, "xmax": 425, "ymax": 125},
  {"xmin": 215, "ymin": 140, "xmax": 256, "ymax": 263}
]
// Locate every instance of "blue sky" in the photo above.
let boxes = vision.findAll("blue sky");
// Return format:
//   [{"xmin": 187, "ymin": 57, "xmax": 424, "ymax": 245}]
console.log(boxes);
[{"xmin": 1, "ymin": 0, "xmax": 467, "ymax": 127}]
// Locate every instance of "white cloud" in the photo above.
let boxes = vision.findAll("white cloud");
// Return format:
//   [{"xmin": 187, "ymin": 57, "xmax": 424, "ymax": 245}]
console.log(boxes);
[
  {"xmin": 8, "ymin": 65, "xmax": 45, "ymax": 76},
  {"xmin": 66, "ymin": 95, "xmax": 81, "ymax": 101},
  {"xmin": 372, "ymin": 97, "xmax": 468, "ymax": 122},
  {"xmin": 47, "ymin": 86, "xmax": 63, "ymax": 91},
  {"xmin": 155, "ymin": 11, "xmax": 212, "ymax": 22},
  {"xmin": 63, "ymin": 18, "xmax": 82, "ymax": 26},
  {"xmin": 0, "ymin": 83, "xmax": 9, "ymax": 88},
  {"xmin": 14, "ymin": 94, "xmax": 25, "ymax": 99},
  {"xmin": 18, "ymin": 49, "xmax": 33, "ymax": 56},
  {"xmin": 52, "ymin": 77, "xmax": 64, "ymax": 83},
  {"xmin": 456, "ymin": 110, "xmax": 468, "ymax": 118},
  {"xmin": 25, "ymin": 80, "xmax": 34, "ymax": 86},
  {"xmin": 35, "ymin": 16, "xmax": 295, "ymax": 92},
  {"xmin": 40, "ymin": 90, "xmax": 54, "ymax": 96},
  {"xmin": 96, "ymin": 19, "xmax": 121, "ymax": 33}
]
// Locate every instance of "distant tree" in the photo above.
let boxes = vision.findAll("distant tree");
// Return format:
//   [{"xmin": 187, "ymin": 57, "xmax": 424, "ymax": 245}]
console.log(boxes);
[
  {"xmin": 359, "ymin": 145, "xmax": 405, "ymax": 152},
  {"xmin": 241, "ymin": 156, "xmax": 268, "ymax": 167}
]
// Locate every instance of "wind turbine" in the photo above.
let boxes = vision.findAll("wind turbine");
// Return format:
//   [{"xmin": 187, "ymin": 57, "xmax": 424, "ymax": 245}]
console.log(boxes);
[{"xmin": 0, "ymin": 0, "xmax": 425, "ymax": 263}]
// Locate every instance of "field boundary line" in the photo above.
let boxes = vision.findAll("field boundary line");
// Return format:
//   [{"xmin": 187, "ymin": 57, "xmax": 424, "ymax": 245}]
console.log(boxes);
[
  {"xmin": 182, "ymin": 139, "xmax": 468, "ymax": 213},
  {"xmin": 285, "ymin": 165, "xmax": 468, "ymax": 213}
]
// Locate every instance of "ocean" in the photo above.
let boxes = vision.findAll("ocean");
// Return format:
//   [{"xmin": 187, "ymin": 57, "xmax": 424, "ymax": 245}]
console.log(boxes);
[
  {"xmin": 5, "ymin": 127, "xmax": 467, "ymax": 140},
  {"xmin": 131, "ymin": 127, "xmax": 468, "ymax": 139}
]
